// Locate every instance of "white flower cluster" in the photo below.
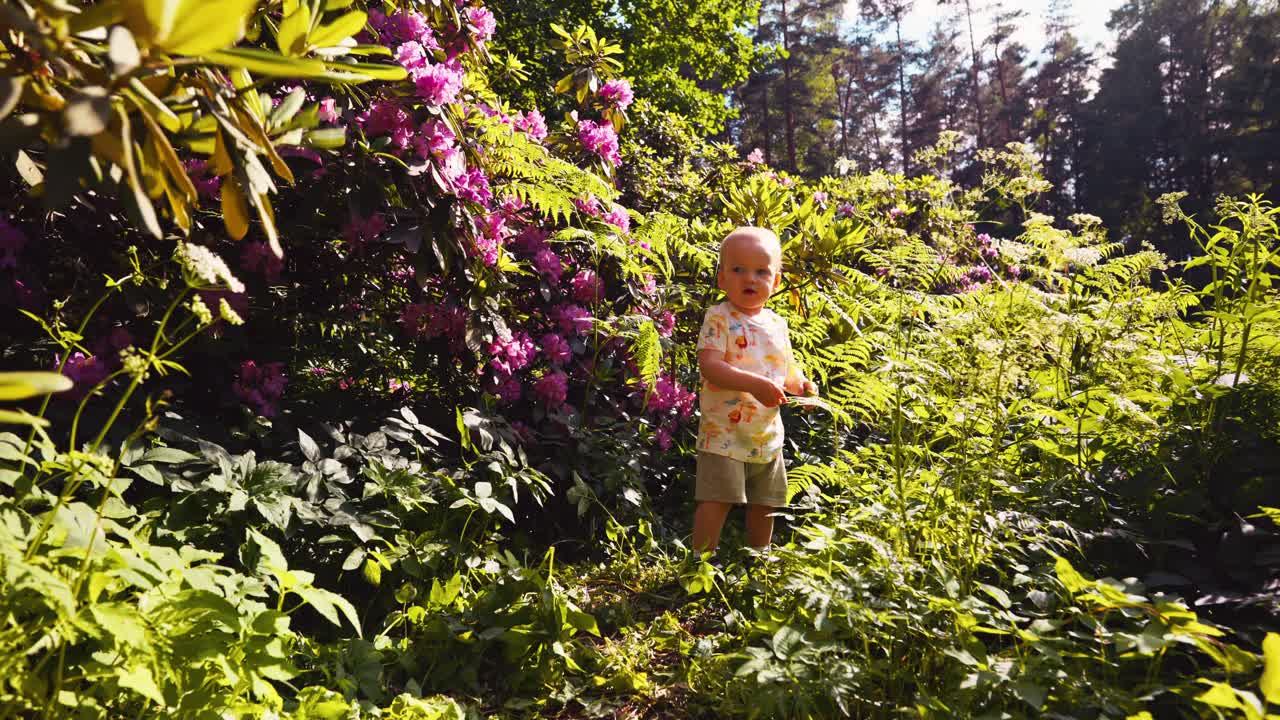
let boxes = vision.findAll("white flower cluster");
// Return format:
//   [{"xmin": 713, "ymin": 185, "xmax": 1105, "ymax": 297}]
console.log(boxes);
[
  {"xmin": 189, "ymin": 295, "xmax": 213, "ymax": 326},
  {"xmin": 1068, "ymin": 213, "xmax": 1103, "ymax": 228},
  {"xmin": 177, "ymin": 243, "xmax": 245, "ymax": 293},
  {"xmin": 1063, "ymin": 246, "xmax": 1103, "ymax": 268},
  {"xmin": 119, "ymin": 346, "xmax": 151, "ymax": 382}
]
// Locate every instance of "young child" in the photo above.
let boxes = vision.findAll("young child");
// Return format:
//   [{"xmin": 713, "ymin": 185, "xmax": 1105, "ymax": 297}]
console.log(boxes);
[{"xmin": 693, "ymin": 226, "xmax": 818, "ymax": 554}]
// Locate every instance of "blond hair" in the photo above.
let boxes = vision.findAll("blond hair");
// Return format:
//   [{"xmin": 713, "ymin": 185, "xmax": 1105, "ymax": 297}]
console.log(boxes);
[{"xmin": 718, "ymin": 226, "xmax": 782, "ymax": 268}]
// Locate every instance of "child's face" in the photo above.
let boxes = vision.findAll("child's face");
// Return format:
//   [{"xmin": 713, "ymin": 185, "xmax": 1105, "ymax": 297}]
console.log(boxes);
[{"xmin": 717, "ymin": 234, "xmax": 781, "ymax": 314}]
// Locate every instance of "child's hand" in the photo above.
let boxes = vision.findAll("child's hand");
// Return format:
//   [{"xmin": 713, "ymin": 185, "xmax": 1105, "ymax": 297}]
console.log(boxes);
[
  {"xmin": 750, "ymin": 377, "xmax": 787, "ymax": 407},
  {"xmin": 799, "ymin": 379, "xmax": 819, "ymax": 397}
]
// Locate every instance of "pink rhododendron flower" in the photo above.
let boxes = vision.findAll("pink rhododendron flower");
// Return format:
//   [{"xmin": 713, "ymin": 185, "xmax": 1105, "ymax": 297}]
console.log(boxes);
[
  {"xmin": 516, "ymin": 109, "xmax": 547, "ymax": 141},
  {"xmin": 0, "ymin": 217, "xmax": 27, "ymax": 269},
  {"xmin": 554, "ymin": 304, "xmax": 593, "ymax": 335},
  {"xmin": 570, "ymin": 270, "xmax": 603, "ymax": 303},
  {"xmin": 837, "ymin": 203, "xmax": 856, "ymax": 217},
  {"xmin": 413, "ymin": 61, "xmax": 465, "ymax": 107},
  {"xmin": 533, "ymin": 370, "xmax": 568, "ymax": 407},
  {"xmin": 540, "ymin": 333, "xmax": 572, "ymax": 365},
  {"xmin": 454, "ymin": 167, "xmax": 492, "ymax": 205},
  {"xmin": 576, "ymin": 119, "xmax": 621, "ymax": 167},
  {"xmin": 533, "ymin": 249, "xmax": 564, "ymax": 282},
  {"xmin": 466, "ymin": 7, "xmax": 496, "ymax": 44},
  {"xmin": 656, "ymin": 310, "xmax": 676, "ymax": 337},
  {"xmin": 638, "ymin": 274, "xmax": 657, "ymax": 296},
  {"xmin": 342, "ymin": 213, "xmax": 387, "ymax": 252},
  {"xmin": 643, "ymin": 374, "xmax": 696, "ymax": 417},
  {"xmin": 233, "ymin": 360, "xmax": 287, "ymax": 417},
  {"xmin": 55, "ymin": 351, "xmax": 107, "ymax": 397},
  {"xmin": 888, "ymin": 207, "xmax": 906, "ymax": 219},
  {"xmin": 388, "ymin": 378, "xmax": 411, "ymax": 394},
  {"xmin": 490, "ymin": 374, "xmax": 522, "ymax": 404},
  {"xmin": 358, "ymin": 102, "xmax": 413, "ymax": 149},
  {"xmin": 1008, "ymin": 265, "xmax": 1022, "ymax": 278},
  {"xmin": 400, "ymin": 301, "xmax": 468, "ymax": 350},
  {"xmin": 598, "ymin": 78, "xmax": 634, "ymax": 111},
  {"xmin": 385, "ymin": 10, "xmax": 433, "ymax": 45},
  {"xmin": 183, "ymin": 159, "xmax": 221, "ymax": 200},
  {"xmin": 395, "ymin": 41, "xmax": 431, "ymax": 72},
  {"xmin": 317, "ymin": 97, "xmax": 339, "ymax": 123},
  {"xmin": 511, "ymin": 226, "xmax": 549, "ymax": 255},
  {"xmin": 812, "ymin": 191, "xmax": 829, "ymax": 205},
  {"xmin": 746, "ymin": 148, "xmax": 765, "ymax": 165},
  {"xmin": 487, "ymin": 332, "xmax": 536, "ymax": 376},
  {"xmin": 654, "ymin": 427, "xmax": 673, "ymax": 450},
  {"xmin": 602, "ymin": 204, "xmax": 630, "ymax": 234},
  {"xmin": 573, "ymin": 196, "xmax": 602, "ymax": 217},
  {"xmin": 241, "ymin": 241, "xmax": 283, "ymax": 282}
]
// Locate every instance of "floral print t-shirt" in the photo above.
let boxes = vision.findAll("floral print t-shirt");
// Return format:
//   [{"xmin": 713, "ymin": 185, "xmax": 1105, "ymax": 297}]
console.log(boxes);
[{"xmin": 696, "ymin": 302, "xmax": 800, "ymax": 462}]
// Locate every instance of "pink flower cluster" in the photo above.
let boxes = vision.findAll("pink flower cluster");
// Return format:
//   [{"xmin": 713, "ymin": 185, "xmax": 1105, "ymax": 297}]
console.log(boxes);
[
  {"xmin": 343, "ymin": 213, "xmax": 387, "ymax": 253},
  {"xmin": 241, "ymin": 241, "xmax": 283, "ymax": 282},
  {"xmin": 977, "ymin": 233, "xmax": 999, "ymax": 260},
  {"xmin": 0, "ymin": 217, "xmax": 27, "ymax": 269},
  {"xmin": 597, "ymin": 78, "xmax": 634, "ymax": 111},
  {"xmin": 515, "ymin": 109, "xmax": 547, "ymax": 141},
  {"xmin": 487, "ymin": 332, "xmax": 536, "ymax": 377},
  {"xmin": 645, "ymin": 374, "xmax": 696, "ymax": 417},
  {"xmin": 746, "ymin": 148, "xmax": 765, "ymax": 165},
  {"xmin": 569, "ymin": 270, "xmax": 603, "ymax": 304},
  {"xmin": 554, "ymin": 304, "xmax": 593, "ymax": 335},
  {"xmin": 533, "ymin": 249, "xmax": 564, "ymax": 282},
  {"xmin": 233, "ymin": 360, "xmax": 287, "ymax": 417},
  {"xmin": 183, "ymin": 159, "xmax": 221, "ymax": 200},
  {"xmin": 55, "ymin": 351, "xmax": 108, "ymax": 398},
  {"xmin": 577, "ymin": 119, "xmax": 621, "ymax": 167},
  {"xmin": 400, "ymin": 301, "xmax": 467, "ymax": 349},
  {"xmin": 466, "ymin": 7, "xmax": 496, "ymax": 44},
  {"xmin": 533, "ymin": 370, "xmax": 568, "ymax": 408},
  {"xmin": 413, "ymin": 61, "xmax": 466, "ymax": 107},
  {"xmin": 540, "ymin": 333, "xmax": 572, "ymax": 365},
  {"xmin": 318, "ymin": 98, "xmax": 340, "ymax": 123}
]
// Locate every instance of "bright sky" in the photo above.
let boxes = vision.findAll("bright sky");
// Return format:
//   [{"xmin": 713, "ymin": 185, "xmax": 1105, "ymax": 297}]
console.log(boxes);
[{"xmin": 842, "ymin": 0, "xmax": 1127, "ymax": 60}]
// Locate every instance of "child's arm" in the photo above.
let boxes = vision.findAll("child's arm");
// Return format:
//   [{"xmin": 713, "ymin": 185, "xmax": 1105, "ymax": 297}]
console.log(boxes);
[{"xmin": 699, "ymin": 349, "xmax": 787, "ymax": 407}]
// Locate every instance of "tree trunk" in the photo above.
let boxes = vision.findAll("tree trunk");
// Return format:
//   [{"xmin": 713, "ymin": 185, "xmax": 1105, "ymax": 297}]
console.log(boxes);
[
  {"xmin": 894, "ymin": 6, "xmax": 909, "ymax": 174},
  {"xmin": 781, "ymin": 0, "xmax": 797, "ymax": 172},
  {"xmin": 963, "ymin": 0, "xmax": 986, "ymax": 148}
]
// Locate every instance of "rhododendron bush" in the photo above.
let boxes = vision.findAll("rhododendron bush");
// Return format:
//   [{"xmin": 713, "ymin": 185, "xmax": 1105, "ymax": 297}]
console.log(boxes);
[{"xmin": 4, "ymin": 1, "xmax": 1280, "ymax": 718}]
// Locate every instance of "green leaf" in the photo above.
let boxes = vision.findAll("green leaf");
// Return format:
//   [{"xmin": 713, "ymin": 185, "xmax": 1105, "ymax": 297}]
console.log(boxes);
[
  {"xmin": 0, "ymin": 371, "xmax": 72, "ymax": 400},
  {"xmin": 291, "ymin": 581, "xmax": 362, "ymax": 635},
  {"xmin": 117, "ymin": 664, "xmax": 165, "ymax": 705},
  {"xmin": 302, "ymin": 127, "xmax": 347, "ymax": 149},
  {"xmin": 123, "ymin": 0, "xmax": 259, "ymax": 55},
  {"xmin": 1262, "ymin": 633, "xmax": 1280, "ymax": 704},
  {"xmin": 1053, "ymin": 554, "xmax": 1091, "ymax": 594},
  {"xmin": 567, "ymin": 609, "xmax": 600, "ymax": 637},
  {"xmin": 204, "ymin": 48, "xmax": 376, "ymax": 82},
  {"xmin": 277, "ymin": 3, "xmax": 312, "ymax": 55},
  {"xmin": 293, "ymin": 687, "xmax": 352, "ymax": 720},
  {"xmin": 0, "ymin": 409, "xmax": 49, "ymax": 427},
  {"xmin": 91, "ymin": 602, "xmax": 149, "ymax": 648},
  {"xmin": 309, "ymin": 10, "xmax": 368, "ymax": 49},
  {"xmin": 771, "ymin": 625, "xmax": 805, "ymax": 660}
]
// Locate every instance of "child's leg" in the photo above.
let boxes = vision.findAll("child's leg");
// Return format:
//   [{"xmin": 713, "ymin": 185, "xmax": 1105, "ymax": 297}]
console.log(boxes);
[
  {"xmin": 744, "ymin": 503, "xmax": 775, "ymax": 549},
  {"xmin": 692, "ymin": 500, "xmax": 733, "ymax": 553}
]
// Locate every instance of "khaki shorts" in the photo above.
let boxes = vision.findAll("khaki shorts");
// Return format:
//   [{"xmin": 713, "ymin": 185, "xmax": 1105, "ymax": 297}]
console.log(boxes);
[{"xmin": 695, "ymin": 452, "xmax": 787, "ymax": 507}]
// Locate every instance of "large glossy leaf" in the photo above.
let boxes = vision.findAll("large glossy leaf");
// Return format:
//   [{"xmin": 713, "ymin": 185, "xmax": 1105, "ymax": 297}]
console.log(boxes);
[
  {"xmin": 0, "ymin": 371, "xmax": 72, "ymax": 401},
  {"xmin": 204, "ymin": 48, "xmax": 378, "ymax": 82},
  {"xmin": 122, "ymin": 0, "xmax": 259, "ymax": 55}
]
